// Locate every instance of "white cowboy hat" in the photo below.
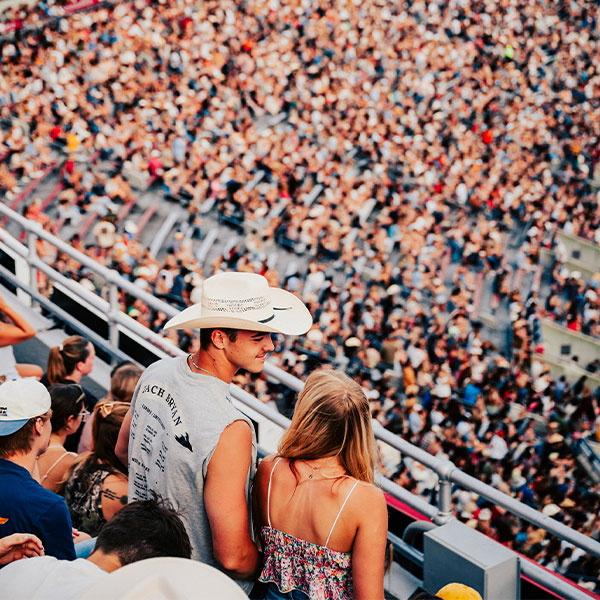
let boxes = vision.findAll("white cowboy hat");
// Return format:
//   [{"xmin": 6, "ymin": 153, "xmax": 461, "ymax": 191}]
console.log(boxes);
[
  {"xmin": 82, "ymin": 557, "xmax": 246, "ymax": 600},
  {"xmin": 164, "ymin": 272, "xmax": 312, "ymax": 335}
]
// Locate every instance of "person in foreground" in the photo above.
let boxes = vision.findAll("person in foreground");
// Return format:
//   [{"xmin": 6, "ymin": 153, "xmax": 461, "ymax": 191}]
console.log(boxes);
[
  {"xmin": 253, "ymin": 369, "xmax": 388, "ymax": 600},
  {"xmin": 0, "ymin": 379, "xmax": 76, "ymax": 560},
  {"xmin": 0, "ymin": 496, "xmax": 192, "ymax": 600},
  {"xmin": 117, "ymin": 272, "xmax": 312, "ymax": 592}
]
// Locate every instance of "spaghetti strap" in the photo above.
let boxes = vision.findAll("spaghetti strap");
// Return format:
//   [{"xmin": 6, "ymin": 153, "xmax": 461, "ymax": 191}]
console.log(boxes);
[
  {"xmin": 40, "ymin": 450, "xmax": 76, "ymax": 484},
  {"xmin": 325, "ymin": 479, "xmax": 360, "ymax": 548},
  {"xmin": 267, "ymin": 457, "xmax": 283, "ymax": 529}
]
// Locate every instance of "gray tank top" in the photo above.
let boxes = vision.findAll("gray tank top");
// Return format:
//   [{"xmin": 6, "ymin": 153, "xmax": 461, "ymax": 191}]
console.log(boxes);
[{"xmin": 128, "ymin": 356, "xmax": 257, "ymax": 593}]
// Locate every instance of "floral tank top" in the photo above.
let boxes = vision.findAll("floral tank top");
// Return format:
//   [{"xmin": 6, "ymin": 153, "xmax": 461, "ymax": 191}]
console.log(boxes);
[
  {"xmin": 259, "ymin": 459, "xmax": 359, "ymax": 600},
  {"xmin": 63, "ymin": 465, "xmax": 110, "ymax": 537}
]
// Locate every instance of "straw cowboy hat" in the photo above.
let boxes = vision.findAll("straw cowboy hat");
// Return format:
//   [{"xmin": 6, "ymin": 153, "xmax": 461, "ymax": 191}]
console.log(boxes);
[{"xmin": 164, "ymin": 272, "xmax": 313, "ymax": 335}]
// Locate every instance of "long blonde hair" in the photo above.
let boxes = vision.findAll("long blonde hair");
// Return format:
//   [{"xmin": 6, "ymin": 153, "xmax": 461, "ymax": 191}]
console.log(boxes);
[{"xmin": 278, "ymin": 369, "xmax": 376, "ymax": 483}]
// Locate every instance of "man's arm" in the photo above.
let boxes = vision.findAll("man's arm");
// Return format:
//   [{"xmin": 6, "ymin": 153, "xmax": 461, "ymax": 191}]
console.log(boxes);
[
  {"xmin": 204, "ymin": 420, "xmax": 260, "ymax": 580},
  {"xmin": 115, "ymin": 408, "xmax": 131, "ymax": 467}
]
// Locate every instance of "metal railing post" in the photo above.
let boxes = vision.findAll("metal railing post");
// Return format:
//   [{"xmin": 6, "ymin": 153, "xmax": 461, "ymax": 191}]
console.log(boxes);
[
  {"xmin": 26, "ymin": 222, "xmax": 41, "ymax": 307},
  {"xmin": 108, "ymin": 277, "xmax": 120, "ymax": 361},
  {"xmin": 435, "ymin": 461, "xmax": 456, "ymax": 524}
]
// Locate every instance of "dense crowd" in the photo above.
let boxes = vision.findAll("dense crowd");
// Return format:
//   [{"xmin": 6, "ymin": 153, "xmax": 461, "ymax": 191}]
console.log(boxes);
[{"xmin": 1, "ymin": 0, "xmax": 600, "ymax": 592}]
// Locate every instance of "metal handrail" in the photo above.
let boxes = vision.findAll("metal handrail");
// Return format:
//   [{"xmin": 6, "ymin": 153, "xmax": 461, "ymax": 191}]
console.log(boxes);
[
  {"xmin": 0, "ymin": 203, "xmax": 301, "ymax": 386},
  {"xmin": 373, "ymin": 423, "xmax": 600, "ymax": 559},
  {"xmin": 1, "ymin": 202, "xmax": 599, "ymax": 598}
]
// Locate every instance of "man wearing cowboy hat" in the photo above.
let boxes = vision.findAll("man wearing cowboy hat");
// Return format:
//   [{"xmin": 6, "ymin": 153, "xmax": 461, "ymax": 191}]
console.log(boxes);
[{"xmin": 119, "ymin": 272, "xmax": 312, "ymax": 592}]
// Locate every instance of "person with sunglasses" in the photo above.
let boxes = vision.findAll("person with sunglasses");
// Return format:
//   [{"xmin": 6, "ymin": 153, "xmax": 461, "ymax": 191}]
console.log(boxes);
[
  {"xmin": 63, "ymin": 401, "xmax": 129, "ymax": 537},
  {"xmin": 37, "ymin": 384, "xmax": 88, "ymax": 494}
]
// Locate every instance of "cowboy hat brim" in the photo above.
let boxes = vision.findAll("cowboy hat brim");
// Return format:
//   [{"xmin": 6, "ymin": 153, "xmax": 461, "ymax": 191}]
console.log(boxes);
[{"xmin": 164, "ymin": 288, "xmax": 313, "ymax": 336}]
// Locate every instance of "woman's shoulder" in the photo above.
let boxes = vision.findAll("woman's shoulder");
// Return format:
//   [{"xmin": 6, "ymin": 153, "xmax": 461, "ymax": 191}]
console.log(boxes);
[
  {"xmin": 103, "ymin": 472, "xmax": 128, "ymax": 490},
  {"xmin": 101, "ymin": 473, "xmax": 128, "ymax": 520},
  {"xmin": 257, "ymin": 454, "xmax": 286, "ymax": 472},
  {"xmin": 259, "ymin": 454, "xmax": 281, "ymax": 466},
  {"xmin": 348, "ymin": 480, "xmax": 386, "ymax": 510}
]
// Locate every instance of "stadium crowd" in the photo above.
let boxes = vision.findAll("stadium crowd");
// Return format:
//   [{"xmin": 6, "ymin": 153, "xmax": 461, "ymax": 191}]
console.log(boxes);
[{"xmin": 1, "ymin": 0, "xmax": 600, "ymax": 593}]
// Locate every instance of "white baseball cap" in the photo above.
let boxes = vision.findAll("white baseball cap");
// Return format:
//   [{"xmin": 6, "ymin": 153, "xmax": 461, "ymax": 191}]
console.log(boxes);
[{"xmin": 0, "ymin": 379, "xmax": 51, "ymax": 436}]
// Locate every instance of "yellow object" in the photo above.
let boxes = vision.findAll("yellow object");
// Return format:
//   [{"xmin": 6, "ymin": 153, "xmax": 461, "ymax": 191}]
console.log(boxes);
[
  {"xmin": 437, "ymin": 583, "xmax": 483, "ymax": 600},
  {"xmin": 66, "ymin": 133, "xmax": 79, "ymax": 152}
]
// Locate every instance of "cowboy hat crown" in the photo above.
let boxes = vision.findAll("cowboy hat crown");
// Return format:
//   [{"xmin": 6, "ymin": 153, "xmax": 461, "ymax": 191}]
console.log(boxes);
[{"xmin": 164, "ymin": 272, "xmax": 312, "ymax": 336}]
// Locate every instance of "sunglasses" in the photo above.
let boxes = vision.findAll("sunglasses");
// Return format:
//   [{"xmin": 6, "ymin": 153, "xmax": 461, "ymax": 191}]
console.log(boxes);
[{"xmin": 76, "ymin": 410, "xmax": 91, "ymax": 422}]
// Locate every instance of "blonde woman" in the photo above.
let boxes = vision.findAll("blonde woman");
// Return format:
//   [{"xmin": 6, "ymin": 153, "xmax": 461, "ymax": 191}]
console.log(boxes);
[{"xmin": 253, "ymin": 369, "xmax": 388, "ymax": 600}]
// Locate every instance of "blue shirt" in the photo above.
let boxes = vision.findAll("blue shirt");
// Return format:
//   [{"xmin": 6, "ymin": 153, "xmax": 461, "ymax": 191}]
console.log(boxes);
[{"xmin": 0, "ymin": 458, "xmax": 76, "ymax": 560}]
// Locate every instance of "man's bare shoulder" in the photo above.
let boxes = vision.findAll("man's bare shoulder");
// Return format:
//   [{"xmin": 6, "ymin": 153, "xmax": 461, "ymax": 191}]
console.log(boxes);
[{"xmin": 216, "ymin": 419, "xmax": 253, "ymax": 450}]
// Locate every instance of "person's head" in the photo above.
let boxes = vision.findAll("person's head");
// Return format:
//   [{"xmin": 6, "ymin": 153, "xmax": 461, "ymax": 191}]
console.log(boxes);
[
  {"xmin": 108, "ymin": 363, "xmax": 143, "ymax": 403},
  {"xmin": 48, "ymin": 383, "xmax": 86, "ymax": 435},
  {"xmin": 203, "ymin": 328, "xmax": 275, "ymax": 374},
  {"xmin": 90, "ymin": 401, "xmax": 130, "ymax": 474},
  {"xmin": 278, "ymin": 369, "xmax": 376, "ymax": 482},
  {"xmin": 199, "ymin": 327, "xmax": 238, "ymax": 351},
  {"xmin": 0, "ymin": 379, "xmax": 52, "ymax": 459},
  {"xmin": 91, "ymin": 495, "xmax": 191, "ymax": 566},
  {"xmin": 47, "ymin": 336, "xmax": 95, "ymax": 384}
]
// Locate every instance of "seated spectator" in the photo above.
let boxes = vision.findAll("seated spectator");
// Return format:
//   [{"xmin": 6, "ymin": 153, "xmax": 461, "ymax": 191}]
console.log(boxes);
[
  {"xmin": 37, "ymin": 384, "xmax": 87, "ymax": 493},
  {"xmin": 42, "ymin": 336, "xmax": 98, "ymax": 410},
  {"xmin": 41, "ymin": 335, "xmax": 98, "ymax": 451},
  {"xmin": 0, "ymin": 291, "xmax": 43, "ymax": 381},
  {"xmin": 78, "ymin": 362, "xmax": 142, "ymax": 454},
  {"xmin": 0, "ymin": 496, "xmax": 192, "ymax": 600},
  {"xmin": 63, "ymin": 401, "xmax": 129, "ymax": 537},
  {"xmin": 0, "ymin": 379, "xmax": 76, "ymax": 560}
]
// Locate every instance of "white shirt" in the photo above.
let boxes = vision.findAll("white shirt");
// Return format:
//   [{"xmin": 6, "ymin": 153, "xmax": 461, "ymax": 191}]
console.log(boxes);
[
  {"xmin": 0, "ymin": 345, "xmax": 19, "ymax": 379},
  {"xmin": 0, "ymin": 556, "xmax": 107, "ymax": 600},
  {"xmin": 488, "ymin": 434, "xmax": 509, "ymax": 460},
  {"xmin": 407, "ymin": 345, "xmax": 426, "ymax": 369}
]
